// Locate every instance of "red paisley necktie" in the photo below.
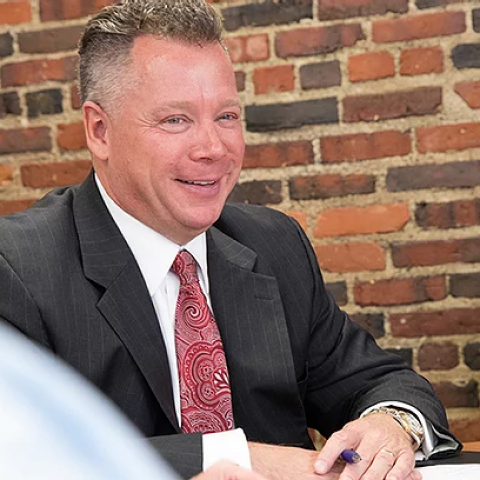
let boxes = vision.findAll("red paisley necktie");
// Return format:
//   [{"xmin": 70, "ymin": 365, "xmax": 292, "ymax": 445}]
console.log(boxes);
[{"xmin": 171, "ymin": 250, "xmax": 234, "ymax": 433}]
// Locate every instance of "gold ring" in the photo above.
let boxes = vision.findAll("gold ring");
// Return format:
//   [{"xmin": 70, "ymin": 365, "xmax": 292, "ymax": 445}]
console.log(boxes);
[{"xmin": 380, "ymin": 449, "xmax": 396, "ymax": 460}]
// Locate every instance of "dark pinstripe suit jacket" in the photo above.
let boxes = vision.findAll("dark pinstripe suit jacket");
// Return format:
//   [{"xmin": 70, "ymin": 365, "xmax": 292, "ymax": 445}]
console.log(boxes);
[{"xmin": 0, "ymin": 173, "xmax": 456, "ymax": 478}]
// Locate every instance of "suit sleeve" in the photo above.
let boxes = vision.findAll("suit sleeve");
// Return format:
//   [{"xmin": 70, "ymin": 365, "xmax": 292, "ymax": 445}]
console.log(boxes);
[{"xmin": 288, "ymin": 218, "xmax": 458, "ymax": 446}]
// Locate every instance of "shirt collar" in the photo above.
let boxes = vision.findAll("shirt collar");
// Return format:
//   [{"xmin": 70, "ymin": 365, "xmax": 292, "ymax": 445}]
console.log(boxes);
[{"xmin": 95, "ymin": 175, "xmax": 209, "ymax": 297}]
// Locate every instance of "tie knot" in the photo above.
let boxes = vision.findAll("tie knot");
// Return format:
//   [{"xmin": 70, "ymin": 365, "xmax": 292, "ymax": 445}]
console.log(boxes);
[{"xmin": 171, "ymin": 250, "xmax": 198, "ymax": 285}]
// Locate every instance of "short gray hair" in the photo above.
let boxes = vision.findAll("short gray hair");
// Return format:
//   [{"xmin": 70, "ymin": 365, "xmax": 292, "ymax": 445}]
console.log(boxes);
[{"xmin": 78, "ymin": 0, "xmax": 225, "ymax": 110}]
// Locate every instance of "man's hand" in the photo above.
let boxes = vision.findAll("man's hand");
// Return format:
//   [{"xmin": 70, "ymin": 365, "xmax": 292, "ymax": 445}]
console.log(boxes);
[
  {"xmin": 249, "ymin": 442, "xmax": 339, "ymax": 479},
  {"xmin": 314, "ymin": 413, "xmax": 423, "ymax": 480},
  {"xmin": 192, "ymin": 460, "xmax": 267, "ymax": 480}
]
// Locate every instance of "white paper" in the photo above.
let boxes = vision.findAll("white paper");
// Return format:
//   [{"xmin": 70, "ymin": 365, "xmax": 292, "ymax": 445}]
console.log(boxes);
[{"xmin": 416, "ymin": 463, "xmax": 480, "ymax": 479}]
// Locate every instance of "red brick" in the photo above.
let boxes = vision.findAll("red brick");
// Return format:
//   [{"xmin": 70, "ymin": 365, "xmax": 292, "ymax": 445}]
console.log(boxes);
[
  {"xmin": 57, "ymin": 122, "xmax": 87, "ymax": 151},
  {"xmin": 415, "ymin": 200, "xmax": 480, "ymax": 229},
  {"xmin": 373, "ymin": 11, "xmax": 466, "ymax": 43},
  {"xmin": 315, "ymin": 203, "xmax": 410, "ymax": 238},
  {"xmin": 417, "ymin": 122, "xmax": 480, "ymax": 153},
  {"xmin": 354, "ymin": 276, "xmax": 446, "ymax": 307},
  {"xmin": 315, "ymin": 242, "xmax": 386, "ymax": 273},
  {"xmin": 454, "ymin": 81, "xmax": 480, "ymax": 109},
  {"xmin": 392, "ymin": 238, "xmax": 480, "ymax": 268},
  {"xmin": 318, "ymin": 0, "xmax": 407, "ymax": 21},
  {"xmin": 39, "ymin": 0, "xmax": 111, "ymax": 21},
  {"xmin": 0, "ymin": 127, "xmax": 51, "ymax": 155},
  {"xmin": 450, "ymin": 418, "xmax": 480, "ymax": 442},
  {"xmin": 0, "ymin": 164, "xmax": 14, "ymax": 185},
  {"xmin": 0, "ymin": 1, "xmax": 32, "ymax": 25},
  {"xmin": 433, "ymin": 381, "xmax": 478, "ymax": 408},
  {"xmin": 275, "ymin": 24, "xmax": 364, "ymax": 58},
  {"xmin": 343, "ymin": 87, "xmax": 441, "ymax": 122},
  {"xmin": 253, "ymin": 65, "xmax": 294, "ymax": 95},
  {"xmin": 0, "ymin": 199, "xmax": 37, "ymax": 215},
  {"xmin": 1, "ymin": 57, "xmax": 77, "ymax": 87},
  {"xmin": 390, "ymin": 307, "xmax": 480, "ymax": 337},
  {"xmin": 290, "ymin": 174, "xmax": 374, "ymax": 201},
  {"xmin": 321, "ymin": 130, "xmax": 411, "ymax": 163},
  {"xmin": 286, "ymin": 211, "xmax": 307, "ymax": 231},
  {"xmin": 418, "ymin": 343, "xmax": 459, "ymax": 371},
  {"xmin": 21, "ymin": 160, "xmax": 92, "ymax": 188},
  {"xmin": 70, "ymin": 85, "xmax": 81, "ymax": 110},
  {"xmin": 400, "ymin": 47, "xmax": 443, "ymax": 76},
  {"xmin": 244, "ymin": 141, "xmax": 313, "ymax": 169},
  {"xmin": 348, "ymin": 51, "xmax": 394, "ymax": 82},
  {"xmin": 224, "ymin": 34, "xmax": 269, "ymax": 63}
]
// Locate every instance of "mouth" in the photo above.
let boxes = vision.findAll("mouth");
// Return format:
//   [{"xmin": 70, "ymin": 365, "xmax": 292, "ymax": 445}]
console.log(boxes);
[{"xmin": 177, "ymin": 179, "xmax": 217, "ymax": 186}]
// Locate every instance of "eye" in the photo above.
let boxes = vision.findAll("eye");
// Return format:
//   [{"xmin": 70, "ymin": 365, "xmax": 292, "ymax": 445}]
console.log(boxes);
[
  {"xmin": 218, "ymin": 112, "xmax": 239, "ymax": 122},
  {"xmin": 165, "ymin": 116, "xmax": 185, "ymax": 124}
]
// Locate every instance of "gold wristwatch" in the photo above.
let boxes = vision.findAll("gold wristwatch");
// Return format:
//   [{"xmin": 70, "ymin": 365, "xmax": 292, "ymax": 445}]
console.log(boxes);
[{"xmin": 363, "ymin": 406, "xmax": 425, "ymax": 449}]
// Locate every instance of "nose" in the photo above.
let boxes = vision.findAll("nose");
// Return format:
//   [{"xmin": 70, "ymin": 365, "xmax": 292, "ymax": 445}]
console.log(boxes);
[{"xmin": 189, "ymin": 122, "xmax": 227, "ymax": 162}]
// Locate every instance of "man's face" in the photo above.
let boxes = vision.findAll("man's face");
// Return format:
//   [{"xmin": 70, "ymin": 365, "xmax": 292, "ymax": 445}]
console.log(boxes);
[{"xmin": 93, "ymin": 36, "xmax": 244, "ymax": 245}]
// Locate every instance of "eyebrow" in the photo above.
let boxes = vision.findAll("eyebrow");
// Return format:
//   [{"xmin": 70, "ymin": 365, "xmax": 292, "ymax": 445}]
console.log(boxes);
[{"xmin": 152, "ymin": 98, "xmax": 242, "ymax": 115}]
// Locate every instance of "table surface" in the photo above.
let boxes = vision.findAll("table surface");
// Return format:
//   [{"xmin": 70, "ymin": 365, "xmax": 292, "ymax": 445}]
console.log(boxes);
[{"xmin": 464, "ymin": 442, "xmax": 480, "ymax": 452}]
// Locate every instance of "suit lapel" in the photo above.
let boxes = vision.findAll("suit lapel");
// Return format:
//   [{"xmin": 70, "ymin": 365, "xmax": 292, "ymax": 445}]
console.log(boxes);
[
  {"xmin": 73, "ymin": 173, "xmax": 179, "ymax": 432},
  {"xmin": 207, "ymin": 226, "xmax": 298, "ymax": 437}
]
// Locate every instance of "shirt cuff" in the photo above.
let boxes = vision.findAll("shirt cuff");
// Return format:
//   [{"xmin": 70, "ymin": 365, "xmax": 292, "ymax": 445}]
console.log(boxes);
[
  {"xmin": 361, "ymin": 401, "xmax": 460, "ymax": 460},
  {"xmin": 202, "ymin": 428, "xmax": 251, "ymax": 471}
]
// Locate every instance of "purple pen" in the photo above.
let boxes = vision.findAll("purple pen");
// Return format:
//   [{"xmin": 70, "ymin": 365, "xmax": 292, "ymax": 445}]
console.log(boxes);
[{"xmin": 340, "ymin": 449, "xmax": 362, "ymax": 464}]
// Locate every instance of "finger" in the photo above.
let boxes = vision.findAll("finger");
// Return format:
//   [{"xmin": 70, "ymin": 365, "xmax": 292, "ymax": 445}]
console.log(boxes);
[
  {"xmin": 348, "ymin": 448, "xmax": 395, "ymax": 480},
  {"xmin": 314, "ymin": 429, "xmax": 359, "ymax": 474},
  {"xmin": 385, "ymin": 450, "xmax": 416, "ymax": 480},
  {"xmin": 404, "ymin": 469, "xmax": 423, "ymax": 480}
]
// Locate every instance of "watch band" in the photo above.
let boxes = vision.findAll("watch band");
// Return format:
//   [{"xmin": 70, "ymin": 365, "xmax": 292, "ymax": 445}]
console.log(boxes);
[{"xmin": 362, "ymin": 406, "xmax": 424, "ymax": 449}]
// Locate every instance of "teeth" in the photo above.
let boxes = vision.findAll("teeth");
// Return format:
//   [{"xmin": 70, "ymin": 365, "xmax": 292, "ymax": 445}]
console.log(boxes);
[{"xmin": 182, "ymin": 180, "xmax": 215, "ymax": 186}]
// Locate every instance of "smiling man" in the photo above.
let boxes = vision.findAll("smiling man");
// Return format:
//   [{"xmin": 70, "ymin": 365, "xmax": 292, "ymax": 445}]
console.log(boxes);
[{"xmin": 0, "ymin": 1, "xmax": 460, "ymax": 480}]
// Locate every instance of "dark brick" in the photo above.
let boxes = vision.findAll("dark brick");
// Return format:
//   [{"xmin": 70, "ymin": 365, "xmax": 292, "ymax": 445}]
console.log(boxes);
[
  {"xmin": 384, "ymin": 348, "xmax": 412, "ymax": 365},
  {"xmin": 0, "ymin": 33, "xmax": 13, "ymax": 58},
  {"xmin": 234, "ymin": 71, "xmax": 245, "ymax": 92},
  {"xmin": 451, "ymin": 273, "xmax": 480, "ymax": 298},
  {"xmin": 474, "ymin": 9, "xmax": 480, "ymax": 33},
  {"xmin": 26, "ymin": 89, "xmax": 63, "ymax": 118},
  {"xmin": 228, "ymin": 181, "xmax": 282, "ymax": 205},
  {"xmin": 319, "ymin": 0, "xmax": 407, "ymax": 21},
  {"xmin": 351, "ymin": 313, "xmax": 385, "ymax": 339},
  {"xmin": 452, "ymin": 43, "xmax": 480, "ymax": 69},
  {"xmin": 418, "ymin": 342, "xmax": 458, "ymax": 371},
  {"xmin": 300, "ymin": 61, "xmax": 341, "ymax": 90},
  {"xmin": 289, "ymin": 174, "xmax": 374, "ymax": 200},
  {"xmin": 222, "ymin": 0, "xmax": 313, "ymax": 32},
  {"xmin": 387, "ymin": 161, "xmax": 480, "ymax": 192},
  {"xmin": 0, "ymin": 199, "xmax": 37, "ymax": 215},
  {"xmin": 21, "ymin": 160, "xmax": 91, "ymax": 188},
  {"xmin": 0, "ymin": 92, "xmax": 21, "ymax": 118},
  {"xmin": 275, "ymin": 24, "xmax": 365, "ymax": 58},
  {"xmin": 344, "ymin": 87, "xmax": 441, "ymax": 122},
  {"xmin": 415, "ymin": 200, "xmax": 480, "ymax": 229},
  {"xmin": 326, "ymin": 281, "xmax": 347, "ymax": 306},
  {"xmin": 465, "ymin": 343, "xmax": 480, "ymax": 370},
  {"xmin": 246, "ymin": 98, "xmax": 338, "ymax": 132},
  {"xmin": 433, "ymin": 381, "xmax": 479, "ymax": 408},
  {"xmin": 18, "ymin": 26, "xmax": 85, "ymax": 54},
  {"xmin": 416, "ymin": 0, "xmax": 462, "ymax": 8}
]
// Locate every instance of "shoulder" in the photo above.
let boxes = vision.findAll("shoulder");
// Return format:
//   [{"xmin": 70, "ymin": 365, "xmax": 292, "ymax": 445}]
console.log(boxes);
[{"xmin": 0, "ymin": 185, "xmax": 79, "ymax": 257}]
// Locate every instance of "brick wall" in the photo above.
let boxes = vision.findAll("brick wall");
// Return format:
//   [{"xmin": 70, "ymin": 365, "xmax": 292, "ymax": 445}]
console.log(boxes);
[{"xmin": 1, "ymin": 0, "xmax": 480, "ymax": 442}]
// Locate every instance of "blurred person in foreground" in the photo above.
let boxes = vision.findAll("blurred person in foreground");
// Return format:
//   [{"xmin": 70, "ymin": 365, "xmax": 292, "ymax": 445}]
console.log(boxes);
[
  {"xmin": 0, "ymin": 322, "xmax": 265, "ymax": 480},
  {"xmin": 0, "ymin": 0, "xmax": 460, "ymax": 479}
]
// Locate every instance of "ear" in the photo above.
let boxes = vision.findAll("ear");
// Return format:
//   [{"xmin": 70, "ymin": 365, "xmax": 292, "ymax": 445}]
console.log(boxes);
[{"xmin": 82, "ymin": 101, "xmax": 110, "ymax": 162}]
